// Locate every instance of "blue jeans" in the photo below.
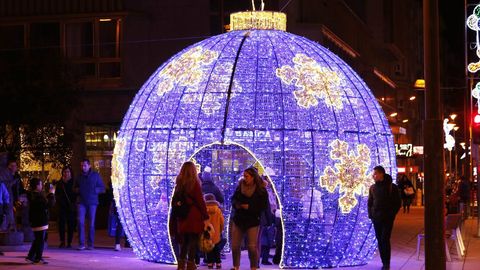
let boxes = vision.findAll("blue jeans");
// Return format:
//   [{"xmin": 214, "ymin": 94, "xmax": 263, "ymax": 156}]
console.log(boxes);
[{"xmin": 78, "ymin": 204, "xmax": 97, "ymax": 247}]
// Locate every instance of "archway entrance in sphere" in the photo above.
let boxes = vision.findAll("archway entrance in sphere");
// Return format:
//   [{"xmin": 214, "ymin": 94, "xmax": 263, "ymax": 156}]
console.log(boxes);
[{"xmin": 172, "ymin": 142, "xmax": 284, "ymax": 264}]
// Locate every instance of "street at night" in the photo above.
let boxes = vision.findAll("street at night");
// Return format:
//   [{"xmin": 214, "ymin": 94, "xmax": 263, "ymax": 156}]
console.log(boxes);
[
  {"xmin": 1, "ymin": 207, "xmax": 480, "ymax": 269},
  {"xmin": 1, "ymin": 1, "xmax": 480, "ymax": 270}
]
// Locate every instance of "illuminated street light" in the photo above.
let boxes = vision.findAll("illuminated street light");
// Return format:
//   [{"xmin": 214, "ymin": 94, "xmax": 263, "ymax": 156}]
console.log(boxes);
[
  {"xmin": 414, "ymin": 79, "xmax": 425, "ymax": 89},
  {"xmin": 402, "ymin": 119, "xmax": 409, "ymax": 123},
  {"xmin": 409, "ymin": 96, "xmax": 416, "ymax": 101},
  {"xmin": 390, "ymin": 112, "xmax": 398, "ymax": 117}
]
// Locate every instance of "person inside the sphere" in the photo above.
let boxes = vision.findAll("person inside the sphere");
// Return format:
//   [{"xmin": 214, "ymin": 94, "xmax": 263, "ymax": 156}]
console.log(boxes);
[
  {"xmin": 230, "ymin": 167, "xmax": 268, "ymax": 270},
  {"xmin": 368, "ymin": 166, "xmax": 401, "ymax": 270},
  {"xmin": 203, "ymin": 193, "xmax": 224, "ymax": 269}
]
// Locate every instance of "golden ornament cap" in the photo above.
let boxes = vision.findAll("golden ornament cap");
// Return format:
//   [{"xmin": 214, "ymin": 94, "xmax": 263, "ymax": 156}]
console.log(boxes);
[{"xmin": 230, "ymin": 11, "xmax": 286, "ymax": 31}]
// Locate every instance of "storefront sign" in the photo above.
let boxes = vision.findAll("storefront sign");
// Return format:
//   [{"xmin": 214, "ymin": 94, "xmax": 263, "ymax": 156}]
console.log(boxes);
[{"xmin": 395, "ymin": 143, "xmax": 413, "ymax": 157}]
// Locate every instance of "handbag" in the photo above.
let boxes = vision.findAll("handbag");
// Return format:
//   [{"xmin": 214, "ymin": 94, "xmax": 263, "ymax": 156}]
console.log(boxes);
[
  {"xmin": 198, "ymin": 223, "xmax": 215, "ymax": 253},
  {"xmin": 404, "ymin": 186, "xmax": 415, "ymax": 196}
]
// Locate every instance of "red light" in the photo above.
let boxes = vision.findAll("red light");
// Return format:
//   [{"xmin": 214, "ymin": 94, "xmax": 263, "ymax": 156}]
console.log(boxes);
[{"xmin": 475, "ymin": 114, "xmax": 480, "ymax": 124}]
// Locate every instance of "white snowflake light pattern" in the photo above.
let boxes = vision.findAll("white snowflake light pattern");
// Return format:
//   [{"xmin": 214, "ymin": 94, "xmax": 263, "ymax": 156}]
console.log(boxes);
[
  {"xmin": 276, "ymin": 54, "xmax": 346, "ymax": 109},
  {"xmin": 320, "ymin": 139, "xmax": 372, "ymax": 213}
]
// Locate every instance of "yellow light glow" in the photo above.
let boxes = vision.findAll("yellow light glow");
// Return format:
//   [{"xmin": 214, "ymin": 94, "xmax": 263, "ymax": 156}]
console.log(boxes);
[
  {"xmin": 230, "ymin": 11, "xmax": 286, "ymax": 31},
  {"xmin": 414, "ymin": 79, "xmax": 425, "ymax": 89},
  {"xmin": 99, "ymin": 18, "xmax": 112, "ymax": 22},
  {"xmin": 468, "ymin": 61, "xmax": 480, "ymax": 73},
  {"xmin": 320, "ymin": 139, "xmax": 372, "ymax": 213},
  {"xmin": 454, "ymin": 126, "xmax": 459, "ymax": 131},
  {"xmin": 390, "ymin": 112, "xmax": 398, "ymax": 117},
  {"xmin": 409, "ymin": 96, "xmax": 416, "ymax": 101},
  {"xmin": 402, "ymin": 119, "xmax": 409, "ymax": 123},
  {"xmin": 112, "ymin": 137, "xmax": 127, "ymax": 205},
  {"xmin": 450, "ymin": 114, "xmax": 457, "ymax": 120}
]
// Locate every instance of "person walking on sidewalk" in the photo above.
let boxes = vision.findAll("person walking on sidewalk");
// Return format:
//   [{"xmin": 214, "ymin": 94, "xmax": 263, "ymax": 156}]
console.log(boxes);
[
  {"xmin": 26, "ymin": 178, "xmax": 55, "ymax": 264},
  {"xmin": 55, "ymin": 166, "xmax": 76, "ymax": 248},
  {"xmin": 397, "ymin": 174, "xmax": 415, "ymax": 213},
  {"xmin": 74, "ymin": 159, "xmax": 105, "ymax": 250},
  {"xmin": 368, "ymin": 166, "xmax": 401, "ymax": 270},
  {"xmin": 457, "ymin": 176, "xmax": 471, "ymax": 219},
  {"xmin": 230, "ymin": 167, "xmax": 268, "ymax": 270},
  {"xmin": 171, "ymin": 161, "xmax": 209, "ymax": 270}
]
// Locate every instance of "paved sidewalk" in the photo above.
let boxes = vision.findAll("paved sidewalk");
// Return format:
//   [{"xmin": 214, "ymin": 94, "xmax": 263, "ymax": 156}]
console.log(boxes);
[{"xmin": 1, "ymin": 206, "xmax": 480, "ymax": 269}]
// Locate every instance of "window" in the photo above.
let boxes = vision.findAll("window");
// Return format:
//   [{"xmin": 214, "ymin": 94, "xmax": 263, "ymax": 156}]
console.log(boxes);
[
  {"xmin": 30, "ymin": 23, "xmax": 60, "ymax": 54},
  {"xmin": 0, "ymin": 25, "xmax": 24, "ymax": 59},
  {"xmin": 66, "ymin": 22, "xmax": 94, "ymax": 58},
  {"xmin": 99, "ymin": 19, "xmax": 118, "ymax": 58},
  {"xmin": 85, "ymin": 125, "xmax": 119, "ymax": 151},
  {"xmin": 64, "ymin": 18, "xmax": 122, "ymax": 81}
]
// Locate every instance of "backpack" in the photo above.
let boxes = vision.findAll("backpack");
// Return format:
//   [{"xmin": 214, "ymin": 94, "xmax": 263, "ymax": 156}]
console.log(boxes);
[{"xmin": 171, "ymin": 191, "xmax": 190, "ymax": 219}]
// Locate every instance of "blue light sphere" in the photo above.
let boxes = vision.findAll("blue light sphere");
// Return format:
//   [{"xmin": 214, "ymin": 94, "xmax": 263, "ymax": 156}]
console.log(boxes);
[{"xmin": 112, "ymin": 12, "xmax": 396, "ymax": 269}]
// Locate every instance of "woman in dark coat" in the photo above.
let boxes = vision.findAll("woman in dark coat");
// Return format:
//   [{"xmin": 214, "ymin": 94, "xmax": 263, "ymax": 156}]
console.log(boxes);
[
  {"xmin": 230, "ymin": 167, "xmax": 268, "ymax": 270},
  {"xmin": 397, "ymin": 174, "xmax": 415, "ymax": 213},
  {"xmin": 171, "ymin": 161, "xmax": 208, "ymax": 270},
  {"xmin": 55, "ymin": 166, "xmax": 76, "ymax": 248},
  {"xmin": 26, "ymin": 178, "xmax": 55, "ymax": 264}
]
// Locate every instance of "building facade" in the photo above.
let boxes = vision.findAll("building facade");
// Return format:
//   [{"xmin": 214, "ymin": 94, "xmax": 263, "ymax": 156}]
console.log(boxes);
[{"xmin": 0, "ymin": 0, "xmax": 423, "ymax": 185}]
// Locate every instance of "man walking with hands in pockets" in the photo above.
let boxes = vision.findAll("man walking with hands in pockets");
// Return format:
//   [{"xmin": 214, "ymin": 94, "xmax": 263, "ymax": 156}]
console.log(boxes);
[{"xmin": 368, "ymin": 166, "xmax": 401, "ymax": 270}]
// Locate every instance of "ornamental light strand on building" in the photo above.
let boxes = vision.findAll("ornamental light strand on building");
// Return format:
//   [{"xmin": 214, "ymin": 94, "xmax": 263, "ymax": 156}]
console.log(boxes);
[
  {"xmin": 467, "ymin": 5, "xmax": 480, "ymax": 110},
  {"xmin": 112, "ymin": 10, "xmax": 396, "ymax": 269}
]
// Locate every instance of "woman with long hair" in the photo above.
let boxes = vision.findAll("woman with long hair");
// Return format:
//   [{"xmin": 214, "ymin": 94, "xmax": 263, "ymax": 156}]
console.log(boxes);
[
  {"xmin": 230, "ymin": 167, "xmax": 268, "ymax": 270},
  {"xmin": 55, "ymin": 166, "xmax": 76, "ymax": 248},
  {"xmin": 171, "ymin": 161, "xmax": 208, "ymax": 270}
]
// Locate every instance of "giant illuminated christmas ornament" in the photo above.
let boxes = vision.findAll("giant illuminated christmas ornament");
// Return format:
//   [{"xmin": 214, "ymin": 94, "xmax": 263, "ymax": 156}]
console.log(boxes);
[{"xmin": 112, "ymin": 10, "xmax": 396, "ymax": 268}]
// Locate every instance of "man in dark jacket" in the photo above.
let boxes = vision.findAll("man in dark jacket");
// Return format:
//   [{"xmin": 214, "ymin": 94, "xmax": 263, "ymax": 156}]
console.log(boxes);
[
  {"xmin": 458, "ymin": 176, "xmax": 471, "ymax": 219},
  {"xmin": 368, "ymin": 166, "xmax": 401, "ymax": 270},
  {"xmin": 0, "ymin": 159, "xmax": 19, "ymax": 231},
  {"xmin": 74, "ymin": 159, "xmax": 105, "ymax": 250},
  {"xmin": 200, "ymin": 167, "xmax": 224, "ymax": 205}
]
